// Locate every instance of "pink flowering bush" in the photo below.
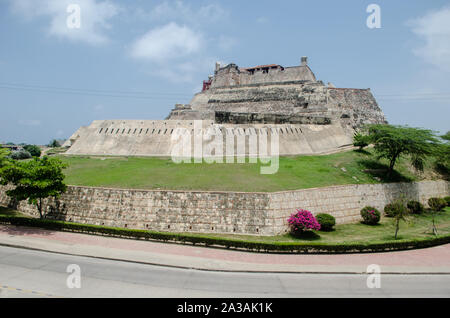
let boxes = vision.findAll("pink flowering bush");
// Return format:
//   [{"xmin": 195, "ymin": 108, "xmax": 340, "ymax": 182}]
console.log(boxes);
[
  {"xmin": 287, "ymin": 209, "xmax": 321, "ymax": 235},
  {"xmin": 360, "ymin": 206, "xmax": 381, "ymax": 225}
]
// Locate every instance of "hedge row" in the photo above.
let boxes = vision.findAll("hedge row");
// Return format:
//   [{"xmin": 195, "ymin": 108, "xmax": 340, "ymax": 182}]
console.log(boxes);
[{"xmin": 1, "ymin": 215, "xmax": 449, "ymax": 254}]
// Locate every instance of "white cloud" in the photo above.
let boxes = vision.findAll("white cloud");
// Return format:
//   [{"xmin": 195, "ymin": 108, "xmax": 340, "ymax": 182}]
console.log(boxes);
[
  {"xmin": 153, "ymin": 57, "xmax": 217, "ymax": 84},
  {"xmin": 9, "ymin": 0, "xmax": 120, "ymax": 45},
  {"xmin": 408, "ymin": 6, "xmax": 450, "ymax": 72},
  {"xmin": 18, "ymin": 119, "xmax": 41, "ymax": 126},
  {"xmin": 130, "ymin": 22, "xmax": 203, "ymax": 62},
  {"xmin": 146, "ymin": 1, "xmax": 228, "ymax": 25}
]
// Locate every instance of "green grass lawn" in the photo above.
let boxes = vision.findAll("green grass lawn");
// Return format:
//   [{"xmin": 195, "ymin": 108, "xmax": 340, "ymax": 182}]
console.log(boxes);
[{"xmin": 57, "ymin": 149, "xmax": 444, "ymax": 192}]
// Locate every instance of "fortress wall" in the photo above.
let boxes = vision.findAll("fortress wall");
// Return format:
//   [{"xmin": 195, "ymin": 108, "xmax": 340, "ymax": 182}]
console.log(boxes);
[
  {"xmin": 191, "ymin": 83, "xmax": 329, "ymax": 115},
  {"xmin": 1, "ymin": 181, "xmax": 448, "ymax": 236},
  {"xmin": 65, "ymin": 120, "xmax": 353, "ymax": 157},
  {"xmin": 211, "ymin": 65, "xmax": 316, "ymax": 88},
  {"xmin": 269, "ymin": 181, "xmax": 450, "ymax": 228},
  {"xmin": 326, "ymin": 88, "xmax": 387, "ymax": 127}
]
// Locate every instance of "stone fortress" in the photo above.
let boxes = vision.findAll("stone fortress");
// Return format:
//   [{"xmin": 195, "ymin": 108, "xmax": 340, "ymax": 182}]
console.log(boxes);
[
  {"xmin": 3, "ymin": 58, "xmax": 449, "ymax": 235},
  {"xmin": 63, "ymin": 57, "xmax": 387, "ymax": 157}
]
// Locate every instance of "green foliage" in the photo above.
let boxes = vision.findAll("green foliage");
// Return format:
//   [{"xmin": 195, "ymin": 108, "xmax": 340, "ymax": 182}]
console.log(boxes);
[
  {"xmin": 445, "ymin": 196, "xmax": 450, "ymax": 207},
  {"xmin": 384, "ymin": 202, "xmax": 405, "ymax": 217},
  {"xmin": 441, "ymin": 131, "xmax": 450, "ymax": 142},
  {"xmin": 353, "ymin": 133, "xmax": 371, "ymax": 150},
  {"xmin": 23, "ymin": 145, "xmax": 41, "ymax": 157},
  {"xmin": 360, "ymin": 206, "xmax": 381, "ymax": 225},
  {"xmin": 367, "ymin": 124, "xmax": 442, "ymax": 178},
  {"xmin": 0, "ymin": 156, "xmax": 68, "ymax": 218},
  {"xmin": 407, "ymin": 200, "xmax": 424, "ymax": 214},
  {"xmin": 10, "ymin": 150, "xmax": 32, "ymax": 160},
  {"xmin": 0, "ymin": 148, "xmax": 11, "ymax": 168},
  {"xmin": 433, "ymin": 134, "xmax": 450, "ymax": 179},
  {"xmin": 428, "ymin": 197, "xmax": 447, "ymax": 212},
  {"xmin": 315, "ymin": 213, "xmax": 336, "ymax": 231},
  {"xmin": 48, "ymin": 139, "xmax": 61, "ymax": 148}
]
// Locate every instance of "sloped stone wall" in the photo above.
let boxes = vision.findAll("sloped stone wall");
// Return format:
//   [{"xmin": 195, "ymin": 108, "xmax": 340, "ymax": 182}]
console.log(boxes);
[{"xmin": 1, "ymin": 181, "xmax": 448, "ymax": 236}]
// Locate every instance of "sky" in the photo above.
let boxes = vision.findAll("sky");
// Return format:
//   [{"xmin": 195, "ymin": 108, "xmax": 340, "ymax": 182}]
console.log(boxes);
[{"xmin": 0, "ymin": 0, "xmax": 449, "ymax": 145}]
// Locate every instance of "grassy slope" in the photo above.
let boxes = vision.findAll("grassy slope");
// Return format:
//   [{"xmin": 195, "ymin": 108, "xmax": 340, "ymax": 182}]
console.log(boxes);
[{"xmin": 57, "ymin": 149, "xmax": 442, "ymax": 192}]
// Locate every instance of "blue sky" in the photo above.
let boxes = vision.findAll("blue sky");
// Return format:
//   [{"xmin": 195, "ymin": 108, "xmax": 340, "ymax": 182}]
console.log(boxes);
[{"xmin": 0, "ymin": 0, "xmax": 449, "ymax": 144}]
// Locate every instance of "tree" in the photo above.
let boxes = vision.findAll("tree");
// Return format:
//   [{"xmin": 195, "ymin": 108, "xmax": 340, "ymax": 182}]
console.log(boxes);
[
  {"xmin": 353, "ymin": 132, "xmax": 371, "ymax": 150},
  {"xmin": 388, "ymin": 197, "xmax": 409, "ymax": 240},
  {"xmin": 367, "ymin": 124, "xmax": 442, "ymax": 178},
  {"xmin": 23, "ymin": 145, "xmax": 41, "ymax": 157},
  {"xmin": 0, "ymin": 156, "xmax": 68, "ymax": 218},
  {"xmin": 48, "ymin": 139, "xmax": 61, "ymax": 148},
  {"xmin": 441, "ymin": 131, "xmax": 450, "ymax": 142}
]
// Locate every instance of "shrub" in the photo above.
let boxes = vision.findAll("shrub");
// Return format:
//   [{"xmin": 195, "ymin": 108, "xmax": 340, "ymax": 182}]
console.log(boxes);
[
  {"xmin": 407, "ymin": 200, "xmax": 424, "ymax": 214},
  {"xmin": 428, "ymin": 197, "xmax": 447, "ymax": 211},
  {"xmin": 287, "ymin": 209, "xmax": 321, "ymax": 235},
  {"xmin": 10, "ymin": 150, "xmax": 31, "ymax": 160},
  {"xmin": 23, "ymin": 145, "xmax": 41, "ymax": 157},
  {"xmin": 360, "ymin": 206, "xmax": 381, "ymax": 225},
  {"xmin": 444, "ymin": 196, "xmax": 450, "ymax": 207},
  {"xmin": 316, "ymin": 213, "xmax": 336, "ymax": 231}
]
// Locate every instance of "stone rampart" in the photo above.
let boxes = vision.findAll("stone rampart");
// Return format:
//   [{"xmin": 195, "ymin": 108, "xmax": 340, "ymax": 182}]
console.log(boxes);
[{"xmin": 1, "ymin": 181, "xmax": 447, "ymax": 236}]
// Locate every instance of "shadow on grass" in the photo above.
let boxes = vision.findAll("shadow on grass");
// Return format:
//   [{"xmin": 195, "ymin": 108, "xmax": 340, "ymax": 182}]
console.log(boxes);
[
  {"xmin": 357, "ymin": 159, "xmax": 413, "ymax": 183},
  {"xmin": 289, "ymin": 230, "xmax": 321, "ymax": 241},
  {"xmin": 353, "ymin": 149, "xmax": 371, "ymax": 156}
]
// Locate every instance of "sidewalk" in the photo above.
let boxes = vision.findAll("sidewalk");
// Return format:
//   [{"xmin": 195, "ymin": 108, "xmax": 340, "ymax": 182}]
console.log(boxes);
[{"xmin": 0, "ymin": 224, "xmax": 449, "ymax": 274}]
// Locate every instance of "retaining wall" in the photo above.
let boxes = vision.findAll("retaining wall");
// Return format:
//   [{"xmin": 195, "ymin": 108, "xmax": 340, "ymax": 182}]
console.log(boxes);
[{"xmin": 0, "ymin": 180, "xmax": 448, "ymax": 236}]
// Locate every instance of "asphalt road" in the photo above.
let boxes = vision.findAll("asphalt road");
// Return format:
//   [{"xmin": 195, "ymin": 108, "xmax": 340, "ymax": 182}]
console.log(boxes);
[{"xmin": 0, "ymin": 246, "xmax": 449, "ymax": 298}]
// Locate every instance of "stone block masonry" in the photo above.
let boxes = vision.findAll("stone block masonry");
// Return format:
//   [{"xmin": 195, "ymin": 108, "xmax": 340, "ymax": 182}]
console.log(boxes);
[{"xmin": 1, "ymin": 181, "xmax": 448, "ymax": 236}]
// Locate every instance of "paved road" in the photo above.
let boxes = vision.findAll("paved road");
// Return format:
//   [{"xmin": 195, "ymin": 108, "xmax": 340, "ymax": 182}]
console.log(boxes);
[{"xmin": 0, "ymin": 246, "xmax": 449, "ymax": 298}]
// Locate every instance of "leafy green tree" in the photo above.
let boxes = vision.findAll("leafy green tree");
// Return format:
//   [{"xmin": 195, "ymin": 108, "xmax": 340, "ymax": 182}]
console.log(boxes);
[
  {"xmin": 353, "ymin": 132, "xmax": 371, "ymax": 150},
  {"xmin": 0, "ymin": 156, "xmax": 68, "ymax": 218},
  {"xmin": 441, "ymin": 131, "xmax": 450, "ymax": 142},
  {"xmin": 48, "ymin": 139, "xmax": 61, "ymax": 148},
  {"xmin": 434, "ymin": 132, "xmax": 450, "ymax": 177},
  {"xmin": 23, "ymin": 145, "xmax": 41, "ymax": 157},
  {"xmin": 367, "ymin": 124, "xmax": 442, "ymax": 178}
]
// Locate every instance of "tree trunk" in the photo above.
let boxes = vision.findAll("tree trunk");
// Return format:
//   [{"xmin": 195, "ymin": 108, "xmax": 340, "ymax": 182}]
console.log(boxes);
[
  {"xmin": 388, "ymin": 155, "xmax": 398, "ymax": 179},
  {"xmin": 37, "ymin": 198, "xmax": 43, "ymax": 219},
  {"xmin": 395, "ymin": 219, "xmax": 399, "ymax": 239},
  {"xmin": 432, "ymin": 213, "xmax": 438, "ymax": 236}
]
